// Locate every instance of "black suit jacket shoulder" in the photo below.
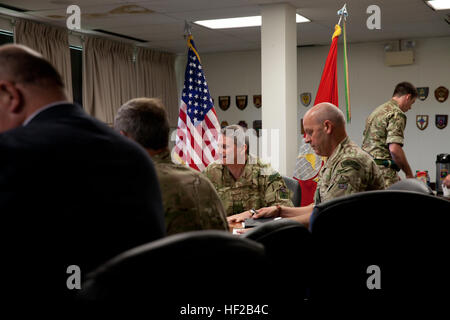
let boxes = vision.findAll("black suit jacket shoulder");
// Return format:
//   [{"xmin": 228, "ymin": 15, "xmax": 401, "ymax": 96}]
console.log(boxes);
[{"xmin": 0, "ymin": 104, "xmax": 165, "ymax": 302}]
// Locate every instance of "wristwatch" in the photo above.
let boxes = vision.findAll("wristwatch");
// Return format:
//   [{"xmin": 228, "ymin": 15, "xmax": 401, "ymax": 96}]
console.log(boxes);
[{"xmin": 250, "ymin": 208, "xmax": 257, "ymax": 217}]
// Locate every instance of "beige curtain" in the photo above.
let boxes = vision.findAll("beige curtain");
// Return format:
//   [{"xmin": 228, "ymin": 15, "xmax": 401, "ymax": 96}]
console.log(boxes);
[
  {"xmin": 14, "ymin": 19, "xmax": 73, "ymax": 101},
  {"xmin": 83, "ymin": 36, "xmax": 178, "ymax": 125},
  {"xmin": 83, "ymin": 37, "xmax": 136, "ymax": 124},
  {"xmin": 136, "ymin": 48, "xmax": 178, "ymax": 126}
]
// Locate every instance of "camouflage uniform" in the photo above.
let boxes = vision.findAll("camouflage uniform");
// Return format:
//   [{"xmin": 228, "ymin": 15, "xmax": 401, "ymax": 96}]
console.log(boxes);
[
  {"xmin": 152, "ymin": 150, "xmax": 228, "ymax": 235},
  {"xmin": 314, "ymin": 137, "xmax": 385, "ymax": 204},
  {"xmin": 362, "ymin": 99, "xmax": 406, "ymax": 188},
  {"xmin": 204, "ymin": 154, "xmax": 293, "ymax": 216}
]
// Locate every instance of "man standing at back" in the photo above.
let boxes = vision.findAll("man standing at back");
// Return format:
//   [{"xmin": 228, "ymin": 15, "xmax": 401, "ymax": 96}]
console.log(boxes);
[
  {"xmin": 0, "ymin": 44, "xmax": 165, "ymax": 307},
  {"xmin": 115, "ymin": 97, "xmax": 228, "ymax": 235},
  {"xmin": 362, "ymin": 82, "xmax": 417, "ymax": 188}
]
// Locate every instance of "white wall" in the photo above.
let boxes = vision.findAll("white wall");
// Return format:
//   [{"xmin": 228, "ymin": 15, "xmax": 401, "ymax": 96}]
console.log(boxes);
[
  {"xmin": 187, "ymin": 36, "xmax": 450, "ymax": 181},
  {"xmin": 201, "ymin": 50, "xmax": 263, "ymax": 128}
]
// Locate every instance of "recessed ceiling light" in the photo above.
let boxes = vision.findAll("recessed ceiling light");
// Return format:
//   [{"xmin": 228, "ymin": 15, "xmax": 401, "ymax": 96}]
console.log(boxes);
[
  {"xmin": 194, "ymin": 14, "xmax": 310, "ymax": 29},
  {"xmin": 195, "ymin": 16, "xmax": 261, "ymax": 29},
  {"xmin": 426, "ymin": 0, "xmax": 450, "ymax": 10},
  {"xmin": 296, "ymin": 14, "xmax": 310, "ymax": 23}
]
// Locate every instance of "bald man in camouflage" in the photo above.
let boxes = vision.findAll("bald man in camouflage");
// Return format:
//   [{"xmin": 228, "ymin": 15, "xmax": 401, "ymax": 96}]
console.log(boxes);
[
  {"xmin": 231, "ymin": 103, "xmax": 385, "ymax": 228},
  {"xmin": 362, "ymin": 82, "xmax": 417, "ymax": 188},
  {"xmin": 204, "ymin": 125, "xmax": 293, "ymax": 219},
  {"xmin": 115, "ymin": 98, "xmax": 228, "ymax": 235}
]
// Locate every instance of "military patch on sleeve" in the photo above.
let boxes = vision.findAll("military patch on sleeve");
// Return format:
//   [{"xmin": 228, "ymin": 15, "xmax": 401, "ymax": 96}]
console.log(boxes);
[
  {"xmin": 336, "ymin": 175, "xmax": 349, "ymax": 185},
  {"xmin": 341, "ymin": 160, "xmax": 361, "ymax": 171},
  {"xmin": 279, "ymin": 186, "xmax": 289, "ymax": 199}
]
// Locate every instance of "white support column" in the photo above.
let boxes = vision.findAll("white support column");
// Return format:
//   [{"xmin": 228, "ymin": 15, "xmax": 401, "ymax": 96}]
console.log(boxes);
[{"xmin": 261, "ymin": 3, "xmax": 298, "ymax": 176}]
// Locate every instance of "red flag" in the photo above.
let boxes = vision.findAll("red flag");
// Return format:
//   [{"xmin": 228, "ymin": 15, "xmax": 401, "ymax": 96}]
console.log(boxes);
[
  {"xmin": 294, "ymin": 25, "xmax": 342, "ymax": 206},
  {"xmin": 296, "ymin": 179, "xmax": 317, "ymax": 207},
  {"xmin": 314, "ymin": 25, "xmax": 341, "ymax": 106}
]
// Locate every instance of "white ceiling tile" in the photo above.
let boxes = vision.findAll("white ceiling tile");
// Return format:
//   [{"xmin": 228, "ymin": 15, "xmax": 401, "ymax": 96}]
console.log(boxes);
[
  {"xmin": 0, "ymin": 0, "xmax": 129, "ymax": 11},
  {"xmin": 0, "ymin": 0, "xmax": 448, "ymax": 53}
]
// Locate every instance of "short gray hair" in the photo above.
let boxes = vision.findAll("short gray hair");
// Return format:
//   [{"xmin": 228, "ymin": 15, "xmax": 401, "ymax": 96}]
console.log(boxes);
[
  {"xmin": 114, "ymin": 97, "xmax": 169, "ymax": 150},
  {"xmin": 221, "ymin": 124, "xmax": 249, "ymax": 154}
]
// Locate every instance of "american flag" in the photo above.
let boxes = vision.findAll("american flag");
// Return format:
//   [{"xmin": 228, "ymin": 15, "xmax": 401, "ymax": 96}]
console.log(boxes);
[{"xmin": 173, "ymin": 35, "xmax": 221, "ymax": 171}]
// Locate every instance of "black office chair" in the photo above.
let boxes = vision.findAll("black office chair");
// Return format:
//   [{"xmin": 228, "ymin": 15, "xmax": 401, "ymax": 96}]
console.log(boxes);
[
  {"xmin": 309, "ymin": 190, "xmax": 450, "ymax": 306},
  {"xmin": 282, "ymin": 175, "xmax": 302, "ymax": 206},
  {"xmin": 78, "ymin": 230, "xmax": 272, "ymax": 313},
  {"xmin": 388, "ymin": 178, "xmax": 434, "ymax": 195},
  {"xmin": 244, "ymin": 219, "xmax": 311, "ymax": 264},
  {"xmin": 243, "ymin": 219, "xmax": 312, "ymax": 312}
]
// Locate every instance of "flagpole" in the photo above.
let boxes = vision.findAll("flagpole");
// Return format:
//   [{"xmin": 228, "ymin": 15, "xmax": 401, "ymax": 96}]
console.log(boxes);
[
  {"xmin": 184, "ymin": 20, "xmax": 192, "ymax": 38},
  {"xmin": 337, "ymin": 4, "xmax": 351, "ymax": 123},
  {"xmin": 337, "ymin": 4, "xmax": 347, "ymax": 26},
  {"xmin": 294, "ymin": 4, "xmax": 350, "ymax": 204},
  {"xmin": 342, "ymin": 18, "xmax": 351, "ymax": 123}
]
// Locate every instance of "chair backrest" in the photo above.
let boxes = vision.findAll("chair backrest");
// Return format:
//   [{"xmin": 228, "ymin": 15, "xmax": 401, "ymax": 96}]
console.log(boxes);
[
  {"xmin": 282, "ymin": 175, "xmax": 302, "ymax": 206},
  {"xmin": 244, "ymin": 219, "xmax": 311, "ymax": 256},
  {"xmin": 78, "ymin": 230, "xmax": 270, "ymax": 310},
  {"xmin": 388, "ymin": 178, "xmax": 434, "ymax": 195},
  {"xmin": 309, "ymin": 190, "xmax": 450, "ymax": 303},
  {"xmin": 243, "ymin": 219, "xmax": 312, "ymax": 302}
]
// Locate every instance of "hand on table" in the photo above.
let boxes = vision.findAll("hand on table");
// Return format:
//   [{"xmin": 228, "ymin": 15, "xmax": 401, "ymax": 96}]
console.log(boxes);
[
  {"xmin": 252, "ymin": 206, "xmax": 280, "ymax": 219},
  {"xmin": 234, "ymin": 228, "xmax": 251, "ymax": 235},
  {"xmin": 227, "ymin": 210, "xmax": 252, "ymax": 223}
]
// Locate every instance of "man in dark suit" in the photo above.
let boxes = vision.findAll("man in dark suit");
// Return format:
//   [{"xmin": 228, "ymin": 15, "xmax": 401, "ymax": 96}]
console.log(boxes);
[{"xmin": 0, "ymin": 44, "xmax": 165, "ymax": 308}]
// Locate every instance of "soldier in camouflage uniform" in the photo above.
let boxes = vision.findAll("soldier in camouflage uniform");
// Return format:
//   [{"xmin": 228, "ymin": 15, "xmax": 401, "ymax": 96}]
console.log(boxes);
[
  {"xmin": 114, "ymin": 97, "xmax": 228, "ymax": 235},
  {"xmin": 204, "ymin": 125, "xmax": 293, "ymax": 218},
  {"xmin": 362, "ymin": 82, "xmax": 417, "ymax": 188},
  {"xmin": 314, "ymin": 136, "xmax": 385, "ymax": 204},
  {"xmin": 249, "ymin": 103, "xmax": 384, "ymax": 228}
]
